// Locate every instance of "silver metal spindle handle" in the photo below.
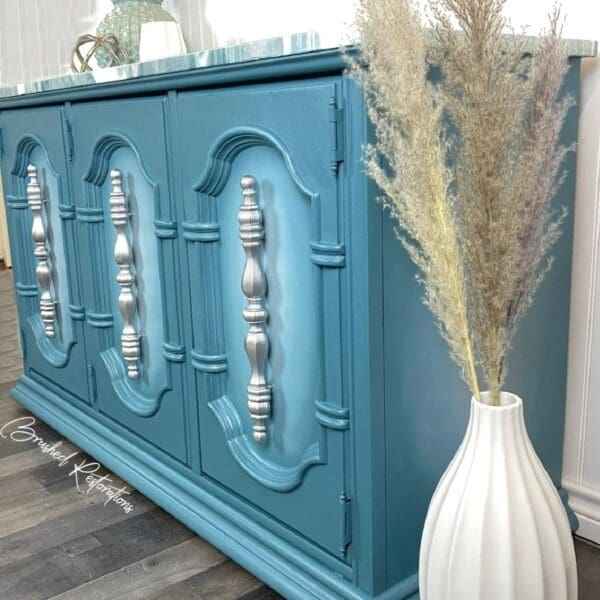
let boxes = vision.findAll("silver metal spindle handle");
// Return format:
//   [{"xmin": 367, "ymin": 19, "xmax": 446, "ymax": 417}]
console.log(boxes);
[
  {"xmin": 27, "ymin": 164, "xmax": 56, "ymax": 338},
  {"xmin": 239, "ymin": 175, "xmax": 271, "ymax": 443},
  {"xmin": 109, "ymin": 169, "xmax": 140, "ymax": 379}
]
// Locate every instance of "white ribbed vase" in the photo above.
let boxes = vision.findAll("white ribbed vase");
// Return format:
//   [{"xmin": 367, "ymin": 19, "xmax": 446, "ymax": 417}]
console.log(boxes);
[{"xmin": 419, "ymin": 392, "xmax": 577, "ymax": 600}]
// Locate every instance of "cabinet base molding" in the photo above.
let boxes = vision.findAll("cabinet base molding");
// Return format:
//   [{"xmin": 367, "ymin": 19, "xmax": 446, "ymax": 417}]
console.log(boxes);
[{"xmin": 9, "ymin": 376, "xmax": 417, "ymax": 600}]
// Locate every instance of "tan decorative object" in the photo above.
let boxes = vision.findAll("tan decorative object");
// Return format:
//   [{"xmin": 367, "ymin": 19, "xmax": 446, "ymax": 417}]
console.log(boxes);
[
  {"xmin": 71, "ymin": 34, "xmax": 129, "ymax": 73},
  {"xmin": 352, "ymin": 0, "xmax": 571, "ymax": 406}
]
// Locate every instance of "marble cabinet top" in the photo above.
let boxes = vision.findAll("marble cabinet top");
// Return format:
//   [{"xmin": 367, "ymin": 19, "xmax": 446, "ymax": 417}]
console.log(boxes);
[{"xmin": 0, "ymin": 32, "xmax": 596, "ymax": 100}]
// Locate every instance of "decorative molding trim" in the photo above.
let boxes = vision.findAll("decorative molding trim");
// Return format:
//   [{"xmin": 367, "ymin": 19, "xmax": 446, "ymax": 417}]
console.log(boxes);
[
  {"xmin": 67, "ymin": 304, "xmax": 85, "ymax": 320},
  {"xmin": 315, "ymin": 401, "xmax": 350, "ymax": 431},
  {"xmin": 193, "ymin": 127, "xmax": 316, "ymax": 200},
  {"xmin": 27, "ymin": 164, "xmax": 55, "ymax": 338},
  {"xmin": 191, "ymin": 350, "xmax": 227, "ymax": 373},
  {"xmin": 109, "ymin": 168, "xmax": 141, "ymax": 380},
  {"xmin": 83, "ymin": 132, "xmax": 155, "ymax": 187},
  {"xmin": 209, "ymin": 395, "xmax": 323, "ymax": 492},
  {"xmin": 191, "ymin": 124, "xmax": 347, "ymax": 488},
  {"xmin": 82, "ymin": 130, "xmax": 182, "ymax": 418},
  {"xmin": 27, "ymin": 314, "xmax": 73, "ymax": 368},
  {"xmin": 238, "ymin": 175, "xmax": 271, "ymax": 443},
  {"xmin": 154, "ymin": 219, "xmax": 178, "ymax": 239},
  {"xmin": 58, "ymin": 204, "xmax": 76, "ymax": 220},
  {"xmin": 15, "ymin": 282, "xmax": 38, "ymax": 297},
  {"xmin": 182, "ymin": 221, "xmax": 220, "ymax": 242},
  {"xmin": 9, "ymin": 134, "xmax": 80, "ymax": 367},
  {"xmin": 11, "ymin": 134, "xmax": 46, "ymax": 177},
  {"xmin": 100, "ymin": 348, "xmax": 167, "ymax": 417},
  {"xmin": 310, "ymin": 241, "xmax": 345, "ymax": 268},
  {"xmin": 5, "ymin": 194, "xmax": 28, "ymax": 209},
  {"xmin": 86, "ymin": 311, "xmax": 114, "ymax": 328},
  {"xmin": 75, "ymin": 206, "xmax": 104, "ymax": 223},
  {"xmin": 162, "ymin": 342, "xmax": 186, "ymax": 363}
]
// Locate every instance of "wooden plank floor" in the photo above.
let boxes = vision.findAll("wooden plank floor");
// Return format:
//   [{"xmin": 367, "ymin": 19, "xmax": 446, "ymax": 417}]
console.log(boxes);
[
  {"xmin": 0, "ymin": 270, "xmax": 599, "ymax": 599},
  {"xmin": 0, "ymin": 382, "xmax": 282, "ymax": 600},
  {"xmin": 0, "ymin": 270, "xmax": 24, "ymax": 384}
]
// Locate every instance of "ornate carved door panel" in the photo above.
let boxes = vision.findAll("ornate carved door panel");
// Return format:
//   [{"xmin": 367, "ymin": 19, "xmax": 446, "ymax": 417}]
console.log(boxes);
[
  {"xmin": 0, "ymin": 106, "xmax": 88, "ymax": 402},
  {"xmin": 69, "ymin": 97, "xmax": 189, "ymax": 463},
  {"xmin": 177, "ymin": 79, "xmax": 351, "ymax": 558}
]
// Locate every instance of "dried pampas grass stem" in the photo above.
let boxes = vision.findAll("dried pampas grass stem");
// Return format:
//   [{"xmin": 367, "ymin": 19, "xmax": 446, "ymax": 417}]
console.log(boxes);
[{"xmin": 352, "ymin": 0, "xmax": 571, "ymax": 405}]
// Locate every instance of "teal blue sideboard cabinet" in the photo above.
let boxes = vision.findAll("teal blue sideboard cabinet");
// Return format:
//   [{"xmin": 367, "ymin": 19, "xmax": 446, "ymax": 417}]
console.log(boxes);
[{"xmin": 0, "ymin": 43, "xmax": 592, "ymax": 599}]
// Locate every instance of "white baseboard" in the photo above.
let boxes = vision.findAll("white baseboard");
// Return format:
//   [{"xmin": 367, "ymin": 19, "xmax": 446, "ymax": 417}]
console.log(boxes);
[{"xmin": 563, "ymin": 479, "xmax": 600, "ymax": 544}]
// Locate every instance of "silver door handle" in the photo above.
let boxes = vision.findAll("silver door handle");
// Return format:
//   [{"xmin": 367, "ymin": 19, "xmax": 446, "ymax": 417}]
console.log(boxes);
[
  {"xmin": 27, "ymin": 164, "xmax": 56, "ymax": 338},
  {"xmin": 239, "ymin": 175, "xmax": 271, "ymax": 443},
  {"xmin": 109, "ymin": 169, "xmax": 140, "ymax": 379}
]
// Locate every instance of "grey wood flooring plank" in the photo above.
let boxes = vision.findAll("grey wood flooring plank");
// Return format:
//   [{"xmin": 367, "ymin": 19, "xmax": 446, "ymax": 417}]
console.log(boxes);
[
  {"xmin": 0, "ymin": 418, "xmax": 65, "ymax": 459},
  {"xmin": 0, "ymin": 371, "xmax": 23, "ymax": 385},
  {"xmin": 0, "ymin": 400, "xmax": 28, "ymax": 423},
  {"xmin": 148, "ymin": 581, "xmax": 203, "ymax": 600},
  {"xmin": 0, "ymin": 540, "xmax": 91, "ymax": 599},
  {"xmin": 0, "ymin": 491, "xmax": 154, "ymax": 567},
  {"xmin": 238, "ymin": 586, "xmax": 282, "ymax": 600},
  {"xmin": 575, "ymin": 538, "xmax": 600, "ymax": 600},
  {"xmin": 0, "ymin": 452, "xmax": 108, "ymax": 503},
  {"xmin": 179, "ymin": 559, "xmax": 265, "ymax": 600},
  {"xmin": 0, "ymin": 317, "xmax": 19, "ymax": 325},
  {"xmin": 0, "ymin": 509, "xmax": 195, "ymax": 599},
  {"xmin": 26, "ymin": 456, "xmax": 94, "ymax": 494},
  {"xmin": 61, "ymin": 534, "xmax": 103, "ymax": 557},
  {"xmin": 0, "ymin": 364, "xmax": 23, "ymax": 375},
  {"xmin": 0, "ymin": 482, "xmax": 109, "ymax": 538},
  {"xmin": 71, "ymin": 508, "xmax": 196, "ymax": 580},
  {"xmin": 0, "ymin": 394, "xmax": 17, "ymax": 410},
  {"xmin": 0, "ymin": 380, "xmax": 17, "ymax": 399},
  {"xmin": 0, "ymin": 356, "xmax": 23, "ymax": 367},
  {"xmin": 0, "ymin": 444, "xmax": 78, "ymax": 479},
  {"xmin": 50, "ymin": 538, "xmax": 226, "ymax": 600},
  {"xmin": 0, "ymin": 475, "xmax": 46, "ymax": 504}
]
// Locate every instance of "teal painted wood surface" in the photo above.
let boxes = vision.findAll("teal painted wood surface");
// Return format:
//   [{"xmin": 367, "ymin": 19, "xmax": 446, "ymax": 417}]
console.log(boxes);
[
  {"xmin": 0, "ymin": 49, "xmax": 584, "ymax": 599},
  {"xmin": 0, "ymin": 106, "xmax": 89, "ymax": 403}
]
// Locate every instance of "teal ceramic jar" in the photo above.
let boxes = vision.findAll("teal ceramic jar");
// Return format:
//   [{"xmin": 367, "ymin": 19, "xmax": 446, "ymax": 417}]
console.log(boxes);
[{"xmin": 96, "ymin": 0, "xmax": 177, "ymax": 66}]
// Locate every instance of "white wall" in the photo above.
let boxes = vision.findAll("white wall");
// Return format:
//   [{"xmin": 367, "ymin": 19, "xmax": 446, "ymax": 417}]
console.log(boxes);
[
  {"xmin": 0, "ymin": 0, "xmax": 356, "ymax": 85},
  {"xmin": 562, "ymin": 52, "xmax": 600, "ymax": 545}
]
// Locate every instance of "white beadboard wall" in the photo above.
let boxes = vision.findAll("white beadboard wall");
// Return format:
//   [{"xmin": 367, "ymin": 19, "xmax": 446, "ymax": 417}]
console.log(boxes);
[
  {"xmin": 0, "ymin": 0, "xmax": 212, "ymax": 85},
  {"xmin": 0, "ymin": 2, "xmax": 599, "ymax": 542},
  {"xmin": 0, "ymin": 0, "xmax": 356, "ymax": 85}
]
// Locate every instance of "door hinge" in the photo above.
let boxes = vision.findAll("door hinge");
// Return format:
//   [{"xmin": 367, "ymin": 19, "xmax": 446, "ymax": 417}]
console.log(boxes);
[
  {"xmin": 63, "ymin": 115, "xmax": 74, "ymax": 163},
  {"xmin": 329, "ymin": 97, "xmax": 345, "ymax": 174},
  {"xmin": 339, "ymin": 491, "xmax": 352, "ymax": 558},
  {"xmin": 19, "ymin": 328, "xmax": 27, "ymax": 363},
  {"xmin": 88, "ymin": 363, "xmax": 98, "ymax": 408},
  {"xmin": 0, "ymin": 127, "xmax": 5, "ymax": 160}
]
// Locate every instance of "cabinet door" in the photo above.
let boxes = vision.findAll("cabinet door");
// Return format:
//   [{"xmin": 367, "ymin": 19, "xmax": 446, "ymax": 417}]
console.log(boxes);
[
  {"xmin": 69, "ymin": 98, "xmax": 189, "ymax": 463},
  {"xmin": 178, "ymin": 80, "xmax": 350, "ymax": 558},
  {"xmin": 0, "ymin": 106, "xmax": 88, "ymax": 402}
]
